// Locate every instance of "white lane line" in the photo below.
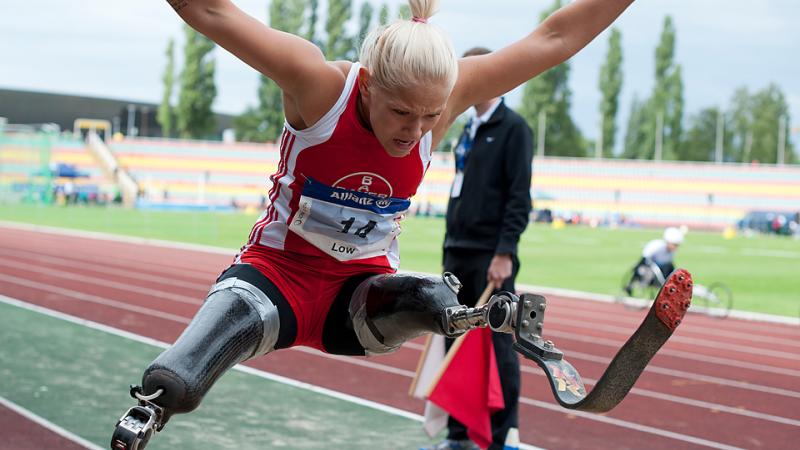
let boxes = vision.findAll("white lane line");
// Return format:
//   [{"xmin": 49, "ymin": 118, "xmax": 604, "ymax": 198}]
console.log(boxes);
[
  {"xmin": 9, "ymin": 256, "xmax": 795, "ymax": 381},
  {"xmin": 694, "ymin": 246, "xmax": 729, "ymax": 254},
  {"xmin": 289, "ymin": 346, "xmax": 418, "ymax": 378},
  {"xmin": 0, "ymin": 245, "xmax": 213, "ymax": 282},
  {"xmin": 408, "ymin": 317, "xmax": 800, "ymax": 380},
  {"xmin": 8, "ymin": 259, "xmax": 798, "ymax": 385},
  {"xmin": 12, "ymin": 241, "xmax": 800, "ymax": 350},
  {"xmin": 403, "ymin": 340, "xmax": 800, "ymax": 390},
  {"xmin": 2, "ymin": 295, "xmax": 795, "ymax": 450},
  {"xmin": 0, "ymin": 395, "xmax": 105, "ymax": 450},
  {"xmin": 519, "ymin": 366, "xmax": 800, "ymax": 427},
  {"xmin": 517, "ymin": 397, "xmax": 747, "ymax": 450},
  {"xmin": 0, "ymin": 247, "xmax": 209, "ymax": 291},
  {"xmin": 3, "ymin": 269, "xmax": 798, "ymax": 402},
  {"xmin": 741, "ymin": 248, "xmax": 800, "ymax": 259},
  {"xmin": 547, "ymin": 304, "xmax": 800, "ymax": 348},
  {"xmin": 0, "ymin": 273, "xmax": 192, "ymax": 324},
  {"xmin": 654, "ymin": 347, "xmax": 800, "ymax": 378},
  {"xmin": 0, "ymin": 295, "xmax": 543, "ymax": 450},
  {"xmin": 7, "ymin": 266, "xmax": 793, "ymax": 430},
  {"xmin": 0, "ymin": 220, "xmax": 234, "ymax": 255},
  {"xmin": 517, "ymin": 283, "xmax": 799, "ymax": 326},
  {"xmin": 3, "ymin": 220, "xmax": 795, "ymax": 326},
  {"xmin": 562, "ymin": 348, "xmax": 800, "ymax": 400},
  {"xmin": 551, "ymin": 316, "xmax": 800, "ymax": 360},
  {"xmin": 0, "ymin": 259, "xmax": 202, "ymax": 306}
]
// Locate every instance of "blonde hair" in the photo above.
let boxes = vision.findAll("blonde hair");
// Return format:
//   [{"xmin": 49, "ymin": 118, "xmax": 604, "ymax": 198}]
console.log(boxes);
[{"xmin": 359, "ymin": 0, "xmax": 457, "ymax": 92}]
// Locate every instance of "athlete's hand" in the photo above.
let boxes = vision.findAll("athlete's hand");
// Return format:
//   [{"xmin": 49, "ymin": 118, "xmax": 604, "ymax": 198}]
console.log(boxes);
[{"xmin": 487, "ymin": 254, "xmax": 513, "ymax": 289}]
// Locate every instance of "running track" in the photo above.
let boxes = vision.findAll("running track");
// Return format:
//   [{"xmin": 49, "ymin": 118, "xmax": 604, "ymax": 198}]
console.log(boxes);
[{"xmin": 0, "ymin": 224, "xmax": 798, "ymax": 450}]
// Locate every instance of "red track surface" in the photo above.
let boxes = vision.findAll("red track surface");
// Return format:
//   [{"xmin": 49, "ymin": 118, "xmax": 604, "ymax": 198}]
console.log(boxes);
[
  {"xmin": 0, "ymin": 404, "xmax": 87, "ymax": 450},
  {"xmin": 1, "ymin": 225, "xmax": 798, "ymax": 450}
]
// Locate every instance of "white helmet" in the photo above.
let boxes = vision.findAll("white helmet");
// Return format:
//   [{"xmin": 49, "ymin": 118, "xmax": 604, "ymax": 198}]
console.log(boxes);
[{"xmin": 663, "ymin": 227, "xmax": 684, "ymax": 245}]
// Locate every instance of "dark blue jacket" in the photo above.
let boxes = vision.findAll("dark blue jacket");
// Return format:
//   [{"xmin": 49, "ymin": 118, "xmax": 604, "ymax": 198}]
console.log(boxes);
[{"xmin": 443, "ymin": 100, "xmax": 533, "ymax": 255}]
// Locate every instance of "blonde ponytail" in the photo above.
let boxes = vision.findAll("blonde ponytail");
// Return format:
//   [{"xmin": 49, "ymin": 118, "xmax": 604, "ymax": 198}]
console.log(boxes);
[
  {"xmin": 408, "ymin": 0, "xmax": 436, "ymax": 22},
  {"xmin": 359, "ymin": 0, "xmax": 457, "ymax": 92}
]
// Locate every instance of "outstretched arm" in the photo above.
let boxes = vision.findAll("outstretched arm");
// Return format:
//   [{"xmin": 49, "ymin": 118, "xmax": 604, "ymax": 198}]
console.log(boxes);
[
  {"xmin": 166, "ymin": 0, "xmax": 345, "ymax": 127},
  {"xmin": 448, "ymin": 0, "xmax": 634, "ymax": 119}
]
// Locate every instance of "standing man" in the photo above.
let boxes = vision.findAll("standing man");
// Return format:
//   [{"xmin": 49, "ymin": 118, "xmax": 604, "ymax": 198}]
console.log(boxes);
[{"xmin": 428, "ymin": 47, "xmax": 534, "ymax": 450}]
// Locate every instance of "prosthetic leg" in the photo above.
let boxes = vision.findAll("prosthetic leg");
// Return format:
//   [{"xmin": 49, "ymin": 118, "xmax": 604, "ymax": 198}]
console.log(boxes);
[
  {"xmin": 111, "ymin": 276, "xmax": 281, "ymax": 450},
  {"xmin": 112, "ymin": 267, "xmax": 689, "ymax": 448},
  {"xmin": 350, "ymin": 269, "xmax": 694, "ymax": 414}
]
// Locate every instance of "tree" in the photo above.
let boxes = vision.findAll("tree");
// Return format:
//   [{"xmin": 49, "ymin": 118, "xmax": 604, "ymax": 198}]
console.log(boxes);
[
  {"xmin": 680, "ymin": 107, "xmax": 725, "ymax": 161},
  {"xmin": 398, "ymin": 3, "xmax": 411, "ymax": 20},
  {"xmin": 519, "ymin": 0, "xmax": 584, "ymax": 156},
  {"xmin": 275, "ymin": 0, "xmax": 308, "ymax": 46},
  {"xmin": 325, "ymin": 0, "xmax": 354, "ymax": 60},
  {"xmin": 378, "ymin": 3, "xmax": 389, "ymax": 25},
  {"xmin": 157, "ymin": 38, "xmax": 175, "ymax": 138},
  {"xmin": 727, "ymin": 87, "xmax": 753, "ymax": 163},
  {"xmin": 234, "ymin": 0, "xmax": 306, "ymax": 142},
  {"xmin": 650, "ymin": 16, "xmax": 683, "ymax": 159},
  {"xmin": 354, "ymin": 1, "xmax": 375, "ymax": 53},
  {"xmin": 176, "ymin": 25, "xmax": 217, "ymax": 139},
  {"xmin": 739, "ymin": 84, "xmax": 794, "ymax": 164},
  {"xmin": 306, "ymin": 0, "xmax": 320, "ymax": 46},
  {"xmin": 597, "ymin": 28, "xmax": 623, "ymax": 157},
  {"xmin": 622, "ymin": 95, "xmax": 650, "ymax": 158},
  {"xmin": 623, "ymin": 16, "xmax": 684, "ymax": 160},
  {"xmin": 719, "ymin": 84, "xmax": 795, "ymax": 164},
  {"xmin": 235, "ymin": 0, "xmax": 409, "ymax": 142},
  {"xmin": 662, "ymin": 64, "xmax": 684, "ymax": 159}
]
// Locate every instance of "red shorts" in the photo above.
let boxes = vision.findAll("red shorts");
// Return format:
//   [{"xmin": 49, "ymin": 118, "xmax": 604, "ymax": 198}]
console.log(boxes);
[{"xmin": 238, "ymin": 244, "xmax": 394, "ymax": 351}]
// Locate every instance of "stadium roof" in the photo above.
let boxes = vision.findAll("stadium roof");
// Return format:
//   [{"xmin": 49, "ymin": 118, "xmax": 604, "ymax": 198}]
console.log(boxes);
[{"xmin": 0, "ymin": 88, "xmax": 234, "ymax": 138}]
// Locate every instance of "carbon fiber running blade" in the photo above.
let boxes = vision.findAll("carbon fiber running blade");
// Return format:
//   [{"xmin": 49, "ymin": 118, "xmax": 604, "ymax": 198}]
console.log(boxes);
[{"xmin": 514, "ymin": 269, "xmax": 693, "ymax": 412}]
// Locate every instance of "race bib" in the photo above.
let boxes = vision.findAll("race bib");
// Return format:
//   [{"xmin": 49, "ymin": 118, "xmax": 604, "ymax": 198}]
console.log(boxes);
[{"xmin": 289, "ymin": 178, "xmax": 410, "ymax": 261}]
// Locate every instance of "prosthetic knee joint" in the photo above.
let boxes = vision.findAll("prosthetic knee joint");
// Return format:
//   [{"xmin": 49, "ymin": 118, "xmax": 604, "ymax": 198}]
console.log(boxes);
[
  {"xmin": 348, "ymin": 272, "xmax": 521, "ymax": 355},
  {"xmin": 111, "ymin": 277, "xmax": 280, "ymax": 450}
]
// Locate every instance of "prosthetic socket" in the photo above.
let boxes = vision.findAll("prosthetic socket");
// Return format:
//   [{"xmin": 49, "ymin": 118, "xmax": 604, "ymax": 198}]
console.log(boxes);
[{"xmin": 140, "ymin": 278, "xmax": 279, "ymax": 416}]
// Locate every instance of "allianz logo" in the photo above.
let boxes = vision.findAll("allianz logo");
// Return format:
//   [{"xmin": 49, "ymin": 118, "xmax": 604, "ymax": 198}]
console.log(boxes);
[{"xmin": 329, "ymin": 191, "xmax": 393, "ymax": 209}]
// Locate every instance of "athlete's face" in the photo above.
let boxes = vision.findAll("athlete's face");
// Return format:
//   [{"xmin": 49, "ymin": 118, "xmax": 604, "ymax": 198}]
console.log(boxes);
[{"xmin": 359, "ymin": 71, "xmax": 451, "ymax": 157}]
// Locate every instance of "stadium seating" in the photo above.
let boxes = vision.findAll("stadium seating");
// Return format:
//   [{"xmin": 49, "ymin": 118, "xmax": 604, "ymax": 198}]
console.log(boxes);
[
  {"xmin": 0, "ymin": 134, "xmax": 115, "ymax": 204},
  {"xmin": 526, "ymin": 158, "xmax": 800, "ymax": 230},
  {"xmin": 106, "ymin": 137, "xmax": 800, "ymax": 230},
  {"xmin": 109, "ymin": 138, "xmax": 279, "ymax": 211},
  {"xmin": 50, "ymin": 137, "xmax": 116, "ymax": 202}
]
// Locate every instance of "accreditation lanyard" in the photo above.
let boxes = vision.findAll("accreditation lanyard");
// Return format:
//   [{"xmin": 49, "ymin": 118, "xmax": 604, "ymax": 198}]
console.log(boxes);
[{"xmin": 450, "ymin": 118, "xmax": 476, "ymax": 198}]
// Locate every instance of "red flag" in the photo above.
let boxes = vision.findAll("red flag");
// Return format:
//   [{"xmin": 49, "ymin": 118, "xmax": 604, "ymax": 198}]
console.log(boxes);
[{"xmin": 427, "ymin": 326, "xmax": 504, "ymax": 449}]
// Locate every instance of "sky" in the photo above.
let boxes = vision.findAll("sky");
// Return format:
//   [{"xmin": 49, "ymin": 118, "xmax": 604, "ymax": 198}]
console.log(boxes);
[{"xmin": 1, "ymin": 0, "xmax": 799, "ymax": 152}]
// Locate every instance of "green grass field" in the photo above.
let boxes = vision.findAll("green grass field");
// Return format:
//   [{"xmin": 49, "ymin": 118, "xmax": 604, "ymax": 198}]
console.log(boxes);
[{"xmin": 2, "ymin": 203, "xmax": 799, "ymax": 317}]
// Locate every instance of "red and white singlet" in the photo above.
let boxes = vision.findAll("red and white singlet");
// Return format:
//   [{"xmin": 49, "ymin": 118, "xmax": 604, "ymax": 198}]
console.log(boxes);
[
  {"xmin": 237, "ymin": 62, "xmax": 432, "ymax": 270},
  {"xmin": 233, "ymin": 63, "xmax": 432, "ymax": 348}
]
